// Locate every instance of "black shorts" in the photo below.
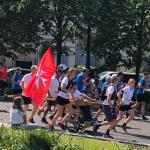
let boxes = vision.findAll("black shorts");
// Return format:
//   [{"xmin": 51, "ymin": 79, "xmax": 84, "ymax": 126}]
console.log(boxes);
[
  {"xmin": 22, "ymin": 95, "xmax": 31, "ymax": 105},
  {"xmin": 136, "ymin": 94, "xmax": 145, "ymax": 102},
  {"xmin": 56, "ymin": 96, "xmax": 70, "ymax": 105},
  {"xmin": 0, "ymin": 80, "xmax": 8, "ymax": 89},
  {"xmin": 47, "ymin": 100, "xmax": 56, "ymax": 108},
  {"xmin": 119, "ymin": 104, "xmax": 132, "ymax": 112},
  {"xmin": 12, "ymin": 89, "xmax": 22, "ymax": 95}
]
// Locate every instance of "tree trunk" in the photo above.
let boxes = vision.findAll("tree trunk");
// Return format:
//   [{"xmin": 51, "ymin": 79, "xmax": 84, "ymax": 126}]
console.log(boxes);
[
  {"xmin": 135, "ymin": 14, "xmax": 144, "ymax": 83},
  {"xmin": 56, "ymin": 39, "xmax": 62, "ymax": 65},
  {"xmin": 86, "ymin": 25, "xmax": 91, "ymax": 69}
]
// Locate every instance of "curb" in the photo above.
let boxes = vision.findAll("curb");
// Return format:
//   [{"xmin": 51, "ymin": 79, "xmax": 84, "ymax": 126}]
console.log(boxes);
[{"xmin": 64, "ymin": 132, "xmax": 150, "ymax": 147}]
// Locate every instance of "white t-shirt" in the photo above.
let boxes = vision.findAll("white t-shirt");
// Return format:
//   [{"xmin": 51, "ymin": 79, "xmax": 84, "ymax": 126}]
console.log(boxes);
[
  {"xmin": 49, "ymin": 75, "xmax": 59, "ymax": 97},
  {"xmin": 58, "ymin": 77, "xmax": 69, "ymax": 99},
  {"xmin": 69, "ymin": 90, "xmax": 83, "ymax": 100},
  {"xmin": 121, "ymin": 86, "xmax": 134, "ymax": 105},
  {"xmin": 103, "ymin": 85, "xmax": 115, "ymax": 105},
  {"xmin": 10, "ymin": 108, "xmax": 26, "ymax": 124},
  {"xmin": 21, "ymin": 73, "xmax": 32, "ymax": 96}
]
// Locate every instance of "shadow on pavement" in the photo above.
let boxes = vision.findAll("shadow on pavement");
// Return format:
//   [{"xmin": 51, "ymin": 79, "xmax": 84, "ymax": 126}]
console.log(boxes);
[{"xmin": 0, "ymin": 110, "xmax": 9, "ymax": 113}]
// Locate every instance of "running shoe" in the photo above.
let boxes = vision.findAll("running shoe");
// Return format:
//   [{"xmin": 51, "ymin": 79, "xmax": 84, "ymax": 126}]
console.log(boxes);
[
  {"xmin": 112, "ymin": 126, "xmax": 117, "ymax": 132},
  {"xmin": 49, "ymin": 115, "xmax": 54, "ymax": 120},
  {"xmin": 58, "ymin": 122, "xmax": 66, "ymax": 130},
  {"xmin": 103, "ymin": 133, "xmax": 113, "ymax": 139},
  {"xmin": 41, "ymin": 117, "xmax": 48, "ymax": 124},
  {"xmin": 28, "ymin": 118, "xmax": 35, "ymax": 124},
  {"xmin": 48, "ymin": 124, "xmax": 54, "ymax": 132},
  {"xmin": 121, "ymin": 124, "xmax": 127, "ymax": 132},
  {"xmin": 142, "ymin": 116, "xmax": 149, "ymax": 120},
  {"xmin": 93, "ymin": 123, "xmax": 100, "ymax": 132}
]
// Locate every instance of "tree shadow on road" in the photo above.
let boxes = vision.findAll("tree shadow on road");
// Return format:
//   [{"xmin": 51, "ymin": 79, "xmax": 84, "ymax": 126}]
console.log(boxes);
[{"xmin": 0, "ymin": 110, "xmax": 9, "ymax": 113}]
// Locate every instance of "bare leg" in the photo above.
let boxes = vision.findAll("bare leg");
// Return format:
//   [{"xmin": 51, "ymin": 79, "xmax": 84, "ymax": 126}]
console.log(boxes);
[
  {"xmin": 115, "ymin": 111, "xmax": 125, "ymax": 125},
  {"xmin": 50, "ymin": 105, "xmax": 64, "ymax": 126},
  {"xmin": 125, "ymin": 109, "xmax": 134, "ymax": 124},
  {"xmin": 30, "ymin": 104, "xmax": 38, "ymax": 119},
  {"xmin": 141, "ymin": 101, "xmax": 146, "ymax": 116},
  {"xmin": 61, "ymin": 103, "xmax": 74, "ymax": 123}
]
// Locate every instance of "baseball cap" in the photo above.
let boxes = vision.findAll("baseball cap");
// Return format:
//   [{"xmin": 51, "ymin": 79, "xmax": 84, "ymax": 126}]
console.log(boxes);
[
  {"xmin": 105, "ymin": 75, "xmax": 111, "ymax": 81},
  {"xmin": 31, "ymin": 65, "xmax": 37, "ymax": 70},
  {"xmin": 111, "ymin": 74, "xmax": 118, "ymax": 81}
]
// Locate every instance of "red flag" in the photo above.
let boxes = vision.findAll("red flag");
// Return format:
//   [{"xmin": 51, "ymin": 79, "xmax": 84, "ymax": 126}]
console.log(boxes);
[{"xmin": 23, "ymin": 48, "xmax": 56, "ymax": 107}]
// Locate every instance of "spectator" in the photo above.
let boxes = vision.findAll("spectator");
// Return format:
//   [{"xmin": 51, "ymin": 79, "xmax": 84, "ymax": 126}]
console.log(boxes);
[
  {"xmin": 76, "ymin": 69, "xmax": 89, "ymax": 93},
  {"xmin": 10, "ymin": 97, "xmax": 27, "ymax": 129},
  {"xmin": 0, "ymin": 66, "xmax": 8, "ymax": 99},
  {"xmin": 11, "ymin": 67, "xmax": 22, "ymax": 96}
]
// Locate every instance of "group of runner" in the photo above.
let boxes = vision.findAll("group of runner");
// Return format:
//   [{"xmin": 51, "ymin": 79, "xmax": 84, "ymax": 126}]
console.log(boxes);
[{"xmin": 9, "ymin": 64, "xmax": 149, "ymax": 138}]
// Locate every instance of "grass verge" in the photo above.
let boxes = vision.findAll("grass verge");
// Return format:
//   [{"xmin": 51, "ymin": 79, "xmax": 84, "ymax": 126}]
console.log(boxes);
[{"xmin": 0, "ymin": 127, "xmax": 149, "ymax": 150}]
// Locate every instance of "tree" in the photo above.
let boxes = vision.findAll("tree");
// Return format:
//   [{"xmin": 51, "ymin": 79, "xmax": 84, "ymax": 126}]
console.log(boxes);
[
  {"xmin": 40, "ymin": 0, "xmax": 76, "ymax": 65},
  {"xmin": 0, "ymin": 0, "xmax": 42, "ymax": 60},
  {"xmin": 74, "ymin": 0, "xmax": 100, "ymax": 69},
  {"xmin": 93, "ymin": 0, "xmax": 130, "ymax": 70},
  {"xmin": 122, "ymin": 0, "xmax": 150, "ymax": 81}
]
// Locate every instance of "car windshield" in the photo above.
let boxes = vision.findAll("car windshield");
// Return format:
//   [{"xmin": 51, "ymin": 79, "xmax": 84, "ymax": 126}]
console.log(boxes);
[{"xmin": 98, "ymin": 72, "xmax": 109, "ymax": 79}]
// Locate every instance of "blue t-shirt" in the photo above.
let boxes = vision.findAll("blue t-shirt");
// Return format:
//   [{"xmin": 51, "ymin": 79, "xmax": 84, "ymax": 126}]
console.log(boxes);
[
  {"xmin": 137, "ymin": 77, "xmax": 145, "ymax": 94},
  {"xmin": 76, "ymin": 73, "xmax": 84, "ymax": 92},
  {"xmin": 12, "ymin": 73, "xmax": 22, "ymax": 90},
  {"xmin": 101, "ymin": 81, "xmax": 109, "ymax": 90}
]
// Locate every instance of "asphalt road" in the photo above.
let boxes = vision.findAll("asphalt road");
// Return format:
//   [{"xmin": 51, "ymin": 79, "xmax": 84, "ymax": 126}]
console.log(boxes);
[{"xmin": 0, "ymin": 99, "xmax": 150, "ymax": 146}]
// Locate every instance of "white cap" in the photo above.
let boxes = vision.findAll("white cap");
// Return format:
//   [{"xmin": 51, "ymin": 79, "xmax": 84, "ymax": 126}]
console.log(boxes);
[
  {"xmin": 111, "ymin": 74, "xmax": 118, "ymax": 81},
  {"xmin": 31, "ymin": 65, "xmax": 37, "ymax": 70},
  {"xmin": 105, "ymin": 75, "xmax": 111, "ymax": 81}
]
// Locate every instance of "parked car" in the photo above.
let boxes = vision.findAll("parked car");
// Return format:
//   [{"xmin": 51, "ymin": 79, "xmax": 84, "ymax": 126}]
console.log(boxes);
[
  {"xmin": 98, "ymin": 71, "xmax": 150, "ymax": 88},
  {"xmin": 6, "ymin": 68, "xmax": 31, "ymax": 85}
]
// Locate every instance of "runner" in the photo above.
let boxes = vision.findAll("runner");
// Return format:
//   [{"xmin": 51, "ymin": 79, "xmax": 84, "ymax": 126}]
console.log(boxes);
[
  {"xmin": 94, "ymin": 75, "xmax": 111, "ymax": 120},
  {"xmin": 69, "ymin": 81, "xmax": 96, "ymax": 127},
  {"xmin": 48, "ymin": 68, "xmax": 75, "ymax": 131},
  {"xmin": 93, "ymin": 74, "xmax": 119, "ymax": 139},
  {"xmin": 132, "ymin": 72, "xmax": 149, "ymax": 120},
  {"xmin": 20, "ymin": 65, "xmax": 37, "ymax": 123},
  {"xmin": 115, "ymin": 79, "xmax": 135, "ymax": 133},
  {"xmin": 41, "ymin": 70, "xmax": 61, "ymax": 124}
]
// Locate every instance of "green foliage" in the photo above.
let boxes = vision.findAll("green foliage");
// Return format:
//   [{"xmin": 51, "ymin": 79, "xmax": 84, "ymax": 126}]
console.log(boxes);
[
  {"xmin": 0, "ymin": 127, "xmax": 148, "ymax": 150},
  {"xmin": 0, "ymin": 0, "xmax": 42, "ymax": 59}
]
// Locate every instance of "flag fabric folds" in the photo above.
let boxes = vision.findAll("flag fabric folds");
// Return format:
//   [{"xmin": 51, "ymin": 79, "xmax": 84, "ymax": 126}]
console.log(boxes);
[{"xmin": 23, "ymin": 48, "xmax": 56, "ymax": 107}]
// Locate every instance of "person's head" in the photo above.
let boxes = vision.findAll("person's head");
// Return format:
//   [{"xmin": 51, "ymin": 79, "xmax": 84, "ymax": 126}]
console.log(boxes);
[
  {"xmin": 83, "ymin": 68, "xmax": 89, "ymax": 77},
  {"xmin": 117, "ymin": 72, "xmax": 124, "ymax": 80},
  {"xmin": 57, "ymin": 64, "xmax": 63, "ymax": 71},
  {"xmin": 16, "ymin": 67, "xmax": 22, "ymax": 74},
  {"xmin": 111, "ymin": 74, "xmax": 119, "ymax": 85},
  {"xmin": 128, "ymin": 78, "xmax": 135, "ymax": 89},
  {"xmin": 67, "ymin": 68, "xmax": 75, "ymax": 79},
  {"xmin": 31, "ymin": 65, "xmax": 37, "ymax": 75},
  {"xmin": 144, "ymin": 72, "xmax": 149, "ymax": 79},
  {"xmin": 56, "ymin": 70, "xmax": 62, "ymax": 78},
  {"xmin": 12, "ymin": 97, "xmax": 24, "ymax": 109},
  {"xmin": 105, "ymin": 75, "xmax": 111, "ymax": 84}
]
